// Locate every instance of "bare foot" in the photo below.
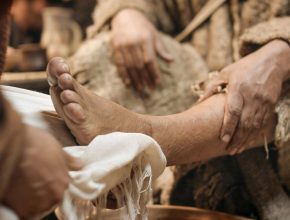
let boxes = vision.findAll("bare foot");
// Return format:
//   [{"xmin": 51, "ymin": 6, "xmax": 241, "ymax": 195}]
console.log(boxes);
[{"xmin": 47, "ymin": 57, "xmax": 151, "ymax": 145}]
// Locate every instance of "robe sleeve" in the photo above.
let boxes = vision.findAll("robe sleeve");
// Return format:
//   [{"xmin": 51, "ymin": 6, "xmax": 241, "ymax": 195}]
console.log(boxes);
[
  {"xmin": 239, "ymin": 17, "xmax": 290, "ymax": 56},
  {"xmin": 87, "ymin": 0, "xmax": 177, "ymax": 38}
]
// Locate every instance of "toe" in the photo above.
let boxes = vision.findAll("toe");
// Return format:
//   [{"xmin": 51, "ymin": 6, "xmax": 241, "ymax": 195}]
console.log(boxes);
[
  {"xmin": 58, "ymin": 73, "xmax": 74, "ymax": 90},
  {"xmin": 63, "ymin": 103, "xmax": 86, "ymax": 124},
  {"xmin": 60, "ymin": 90, "xmax": 81, "ymax": 104},
  {"xmin": 47, "ymin": 57, "xmax": 70, "ymax": 86},
  {"xmin": 50, "ymin": 86, "xmax": 66, "ymax": 118}
]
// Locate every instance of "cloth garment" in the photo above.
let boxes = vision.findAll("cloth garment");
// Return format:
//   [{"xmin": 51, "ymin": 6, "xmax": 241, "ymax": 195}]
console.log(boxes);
[
  {"xmin": 89, "ymin": 0, "xmax": 290, "ymax": 70},
  {"xmin": 0, "ymin": 86, "xmax": 166, "ymax": 220},
  {"xmin": 60, "ymin": 132, "xmax": 166, "ymax": 220}
]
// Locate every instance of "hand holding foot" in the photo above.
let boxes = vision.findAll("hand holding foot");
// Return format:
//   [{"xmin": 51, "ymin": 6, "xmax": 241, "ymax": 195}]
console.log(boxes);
[{"xmin": 47, "ymin": 57, "xmax": 275, "ymax": 165}]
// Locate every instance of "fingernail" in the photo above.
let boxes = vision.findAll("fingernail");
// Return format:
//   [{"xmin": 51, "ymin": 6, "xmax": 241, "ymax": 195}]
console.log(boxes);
[
  {"xmin": 64, "ymin": 74, "xmax": 72, "ymax": 81},
  {"xmin": 222, "ymin": 134, "xmax": 231, "ymax": 143}
]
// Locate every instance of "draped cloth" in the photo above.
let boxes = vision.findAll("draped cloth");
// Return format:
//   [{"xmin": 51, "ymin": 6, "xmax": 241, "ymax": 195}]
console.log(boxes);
[{"xmin": 0, "ymin": 86, "xmax": 166, "ymax": 220}]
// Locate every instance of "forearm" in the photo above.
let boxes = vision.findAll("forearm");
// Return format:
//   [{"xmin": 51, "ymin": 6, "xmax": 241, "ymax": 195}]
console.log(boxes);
[
  {"xmin": 144, "ymin": 94, "xmax": 276, "ymax": 165},
  {"xmin": 262, "ymin": 40, "xmax": 290, "ymax": 81},
  {"xmin": 0, "ymin": 92, "xmax": 25, "ymax": 202}
]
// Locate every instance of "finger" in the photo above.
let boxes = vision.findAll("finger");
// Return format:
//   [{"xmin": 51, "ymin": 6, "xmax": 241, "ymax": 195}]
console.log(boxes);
[
  {"xmin": 143, "ymin": 41, "xmax": 161, "ymax": 87},
  {"xmin": 62, "ymin": 151, "xmax": 84, "ymax": 171},
  {"xmin": 131, "ymin": 45, "xmax": 144, "ymax": 70},
  {"xmin": 199, "ymin": 79, "xmax": 226, "ymax": 102},
  {"xmin": 253, "ymin": 107, "xmax": 267, "ymax": 129},
  {"xmin": 121, "ymin": 46, "xmax": 143, "ymax": 92},
  {"xmin": 228, "ymin": 103, "xmax": 258, "ymax": 151},
  {"xmin": 129, "ymin": 68, "xmax": 145, "ymax": 95},
  {"xmin": 117, "ymin": 64, "xmax": 131, "ymax": 86},
  {"xmin": 125, "ymin": 47, "xmax": 144, "ymax": 93},
  {"xmin": 121, "ymin": 47, "xmax": 139, "ymax": 89},
  {"xmin": 155, "ymin": 37, "xmax": 174, "ymax": 62},
  {"xmin": 230, "ymin": 102, "xmax": 254, "ymax": 147},
  {"xmin": 221, "ymin": 91, "xmax": 244, "ymax": 144},
  {"xmin": 228, "ymin": 123, "xmax": 251, "ymax": 152},
  {"xmin": 135, "ymin": 45, "xmax": 154, "ymax": 90},
  {"xmin": 242, "ymin": 105, "xmax": 267, "ymax": 147},
  {"xmin": 262, "ymin": 111, "xmax": 271, "ymax": 127},
  {"xmin": 131, "ymin": 45, "xmax": 149, "ymax": 91},
  {"xmin": 113, "ymin": 49, "xmax": 131, "ymax": 85},
  {"xmin": 141, "ymin": 42, "xmax": 156, "ymax": 90}
]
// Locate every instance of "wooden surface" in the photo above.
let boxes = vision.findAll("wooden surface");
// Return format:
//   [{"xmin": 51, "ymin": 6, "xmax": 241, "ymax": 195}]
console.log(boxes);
[{"xmin": 1, "ymin": 71, "xmax": 49, "ymax": 93}]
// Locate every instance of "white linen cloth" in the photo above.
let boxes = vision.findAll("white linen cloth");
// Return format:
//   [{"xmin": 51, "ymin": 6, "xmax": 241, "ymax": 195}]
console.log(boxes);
[{"xmin": 0, "ymin": 86, "xmax": 166, "ymax": 220}]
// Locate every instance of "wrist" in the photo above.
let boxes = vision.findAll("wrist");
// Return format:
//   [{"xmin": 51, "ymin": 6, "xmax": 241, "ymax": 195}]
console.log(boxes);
[
  {"xmin": 112, "ymin": 8, "xmax": 146, "ymax": 27},
  {"xmin": 267, "ymin": 40, "xmax": 290, "ymax": 81}
]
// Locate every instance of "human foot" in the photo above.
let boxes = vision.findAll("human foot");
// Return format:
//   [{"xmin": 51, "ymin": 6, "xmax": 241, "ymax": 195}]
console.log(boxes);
[{"xmin": 47, "ymin": 57, "xmax": 151, "ymax": 145}]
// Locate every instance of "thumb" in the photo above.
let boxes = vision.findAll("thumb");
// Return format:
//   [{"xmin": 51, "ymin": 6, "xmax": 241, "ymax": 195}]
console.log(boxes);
[
  {"xmin": 155, "ymin": 38, "xmax": 174, "ymax": 62},
  {"xmin": 199, "ymin": 79, "xmax": 227, "ymax": 102}
]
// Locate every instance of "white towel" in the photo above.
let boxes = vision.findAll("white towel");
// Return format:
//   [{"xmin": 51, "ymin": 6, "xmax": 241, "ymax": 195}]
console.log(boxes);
[{"xmin": 0, "ymin": 86, "xmax": 166, "ymax": 220}]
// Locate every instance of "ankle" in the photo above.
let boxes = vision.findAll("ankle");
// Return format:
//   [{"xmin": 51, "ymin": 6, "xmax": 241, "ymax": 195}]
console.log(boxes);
[{"xmin": 135, "ymin": 114, "xmax": 152, "ymax": 137}]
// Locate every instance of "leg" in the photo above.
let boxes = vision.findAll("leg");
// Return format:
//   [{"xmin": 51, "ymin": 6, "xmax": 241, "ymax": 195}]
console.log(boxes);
[{"xmin": 47, "ymin": 59, "xmax": 275, "ymax": 165}]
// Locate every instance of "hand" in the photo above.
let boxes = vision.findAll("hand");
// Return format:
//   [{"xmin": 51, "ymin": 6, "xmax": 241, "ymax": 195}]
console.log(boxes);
[
  {"xmin": 3, "ymin": 125, "xmax": 83, "ymax": 219},
  {"xmin": 111, "ymin": 9, "xmax": 173, "ymax": 95},
  {"xmin": 200, "ymin": 40, "xmax": 290, "ymax": 154}
]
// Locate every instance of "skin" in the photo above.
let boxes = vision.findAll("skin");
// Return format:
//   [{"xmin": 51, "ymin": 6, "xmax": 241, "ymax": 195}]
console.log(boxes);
[
  {"xmin": 111, "ymin": 9, "xmax": 173, "ymax": 95},
  {"xmin": 3, "ymin": 126, "xmax": 82, "ymax": 219},
  {"xmin": 47, "ymin": 57, "xmax": 276, "ymax": 166},
  {"xmin": 0, "ymin": 2, "xmax": 83, "ymax": 218},
  {"xmin": 200, "ymin": 40, "xmax": 290, "ymax": 154}
]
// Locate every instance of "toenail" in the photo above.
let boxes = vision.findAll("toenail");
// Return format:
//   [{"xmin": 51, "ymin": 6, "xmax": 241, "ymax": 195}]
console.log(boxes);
[
  {"xmin": 59, "ymin": 73, "xmax": 71, "ymax": 83},
  {"xmin": 61, "ymin": 63, "xmax": 69, "ymax": 72}
]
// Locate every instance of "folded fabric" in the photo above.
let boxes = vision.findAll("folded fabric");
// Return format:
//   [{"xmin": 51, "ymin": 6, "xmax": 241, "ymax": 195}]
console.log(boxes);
[
  {"xmin": 60, "ymin": 132, "xmax": 166, "ymax": 220},
  {"xmin": 0, "ymin": 86, "xmax": 166, "ymax": 220}
]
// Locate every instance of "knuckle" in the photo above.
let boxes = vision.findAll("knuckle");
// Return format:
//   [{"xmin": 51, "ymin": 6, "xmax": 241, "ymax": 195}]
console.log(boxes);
[
  {"xmin": 140, "ymin": 31, "xmax": 151, "ymax": 41},
  {"xmin": 242, "ymin": 118, "xmax": 252, "ymax": 129},
  {"xmin": 144, "ymin": 57, "xmax": 153, "ymax": 65},
  {"xmin": 112, "ymin": 39, "xmax": 122, "ymax": 49},
  {"xmin": 253, "ymin": 120, "xmax": 262, "ymax": 129},
  {"xmin": 239, "ymin": 82, "xmax": 250, "ymax": 91},
  {"xmin": 228, "ymin": 106, "xmax": 242, "ymax": 117},
  {"xmin": 253, "ymin": 92, "xmax": 263, "ymax": 100}
]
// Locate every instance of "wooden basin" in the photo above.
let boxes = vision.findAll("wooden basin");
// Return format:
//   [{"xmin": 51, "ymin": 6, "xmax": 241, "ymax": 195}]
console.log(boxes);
[
  {"xmin": 147, "ymin": 205, "xmax": 252, "ymax": 220},
  {"xmin": 86, "ymin": 205, "xmax": 252, "ymax": 220}
]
